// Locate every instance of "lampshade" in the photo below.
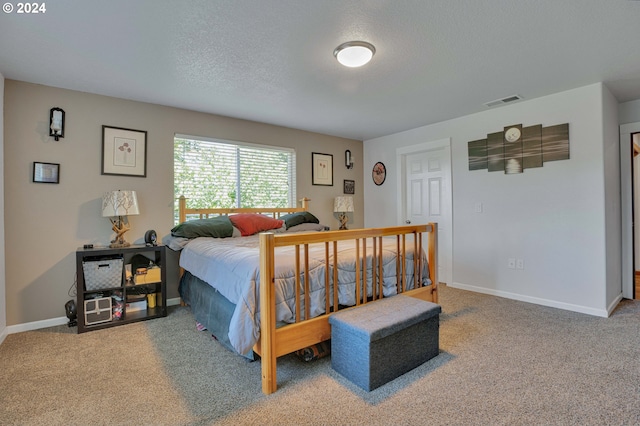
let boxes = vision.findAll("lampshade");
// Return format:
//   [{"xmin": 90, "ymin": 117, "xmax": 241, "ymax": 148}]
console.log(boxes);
[
  {"xmin": 102, "ymin": 190, "xmax": 140, "ymax": 217},
  {"xmin": 333, "ymin": 41, "xmax": 375, "ymax": 68},
  {"xmin": 334, "ymin": 196, "xmax": 354, "ymax": 213}
]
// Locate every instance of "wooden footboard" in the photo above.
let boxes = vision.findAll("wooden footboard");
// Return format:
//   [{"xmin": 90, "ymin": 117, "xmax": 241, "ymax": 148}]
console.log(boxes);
[{"xmin": 257, "ymin": 224, "xmax": 438, "ymax": 394}]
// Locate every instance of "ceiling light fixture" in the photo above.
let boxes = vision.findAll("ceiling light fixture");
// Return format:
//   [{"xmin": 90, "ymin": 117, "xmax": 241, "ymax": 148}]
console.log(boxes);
[{"xmin": 333, "ymin": 41, "xmax": 376, "ymax": 68}]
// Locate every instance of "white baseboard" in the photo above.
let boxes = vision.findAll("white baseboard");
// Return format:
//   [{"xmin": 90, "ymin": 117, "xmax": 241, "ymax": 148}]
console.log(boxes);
[
  {"xmin": 0, "ymin": 326, "xmax": 8, "ymax": 345},
  {"xmin": 167, "ymin": 297, "xmax": 181, "ymax": 306},
  {"xmin": 450, "ymin": 281, "xmax": 611, "ymax": 318},
  {"xmin": 4, "ymin": 297, "xmax": 184, "ymax": 335},
  {"xmin": 607, "ymin": 293, "xmax": 624, "ymax": 316},
  {"xmin": 7, "ymin": 316, "xmax": 69, "ymax": 335}
]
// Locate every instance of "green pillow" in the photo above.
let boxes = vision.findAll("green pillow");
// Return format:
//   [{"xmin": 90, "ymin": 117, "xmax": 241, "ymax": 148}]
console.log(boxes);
[
  {"xmin": 171, "ymin": 216, "xmax": 234, "ymax": 238},
  {"xmin": 280, "ymin": 212, "xmax": 320, "ymax": 229}
]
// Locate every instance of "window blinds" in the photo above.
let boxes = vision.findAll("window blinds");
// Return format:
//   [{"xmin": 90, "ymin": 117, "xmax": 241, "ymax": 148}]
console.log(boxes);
[{"xmin": 174, "ymin": 135, "xmax": 296, "ymax": 222}]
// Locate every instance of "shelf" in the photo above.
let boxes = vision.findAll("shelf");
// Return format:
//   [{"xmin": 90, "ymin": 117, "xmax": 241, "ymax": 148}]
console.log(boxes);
[
  {"xmin": 76, "ymin": 245, "xmax": 167, "ymax": 333},
  {"xmin": 124, "ymin": 307, "xmax": 164, "ymax": 321}
]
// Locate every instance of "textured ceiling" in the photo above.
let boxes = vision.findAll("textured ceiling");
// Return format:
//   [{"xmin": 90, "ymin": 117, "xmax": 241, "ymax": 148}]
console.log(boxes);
[{"xmin": 1, "ymin": 0, "xmax": 640, "ymax": 141}]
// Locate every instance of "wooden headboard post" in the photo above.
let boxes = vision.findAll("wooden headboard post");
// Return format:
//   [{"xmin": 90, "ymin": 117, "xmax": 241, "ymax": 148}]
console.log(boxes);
[
  {"xmin": 178, "ymin": 195, "xmax": 187, "ymax": 224},
  {"xmin": 299, "ymin": 197, "xmax": 310, "ymax": 211}
]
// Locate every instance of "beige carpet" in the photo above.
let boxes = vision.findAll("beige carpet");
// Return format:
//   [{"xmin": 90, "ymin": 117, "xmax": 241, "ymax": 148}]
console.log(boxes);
[{"xmin": 1, "ymin": 285, "xmax": 639, "ymax": 426}]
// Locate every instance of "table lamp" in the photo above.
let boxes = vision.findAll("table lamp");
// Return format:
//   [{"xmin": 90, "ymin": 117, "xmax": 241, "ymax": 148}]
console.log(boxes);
[
  {"xmin": 334, "ymin": 196, "xmax": 354, "ymax": 230},
  {"xmin": 102, "ymin": 190, "xmax": 140, "ymax": 247}
]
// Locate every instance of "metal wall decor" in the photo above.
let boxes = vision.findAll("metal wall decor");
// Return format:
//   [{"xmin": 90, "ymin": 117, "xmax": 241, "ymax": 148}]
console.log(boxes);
[{"xmin": 468, "ymin": 123, "xmax": 569, "ymax": 174}]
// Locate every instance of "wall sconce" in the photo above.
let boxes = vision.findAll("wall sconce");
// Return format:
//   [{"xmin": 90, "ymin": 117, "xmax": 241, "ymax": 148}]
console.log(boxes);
[
  {"xmin": 345, "ymin": 149, "xmax": 354, "ymax": 169},
  {"xmin": 49, "ymin": 107, "xmax": 65, "ymax": 141}
]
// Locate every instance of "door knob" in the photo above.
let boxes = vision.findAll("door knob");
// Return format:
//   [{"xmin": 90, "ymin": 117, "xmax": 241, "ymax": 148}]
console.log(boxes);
[{"xmin": 405, "ymin": 220, "xmax": 411, "ymax": 224}]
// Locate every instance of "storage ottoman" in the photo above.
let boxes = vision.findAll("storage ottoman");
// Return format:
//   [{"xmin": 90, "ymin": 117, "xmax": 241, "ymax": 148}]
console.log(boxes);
[{"xmin": 329, "ymin": 295, "xmax": 441, "ymax": 391}]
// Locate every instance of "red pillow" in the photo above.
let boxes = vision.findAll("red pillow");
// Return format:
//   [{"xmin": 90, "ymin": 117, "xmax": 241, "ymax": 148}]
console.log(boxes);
[{"xmin": 228, "ymin": 214, "xmax": 284, "ymax": 236}]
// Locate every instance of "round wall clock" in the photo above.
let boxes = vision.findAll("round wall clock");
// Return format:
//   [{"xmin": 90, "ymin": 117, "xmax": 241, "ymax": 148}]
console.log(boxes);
[
  {"xmin": 505, "ymin": 126, "xmax": 521, "ymax": 142},
  {"xmin": 372, "ymin": 162, "xmax": 386, "ymax": 186}
]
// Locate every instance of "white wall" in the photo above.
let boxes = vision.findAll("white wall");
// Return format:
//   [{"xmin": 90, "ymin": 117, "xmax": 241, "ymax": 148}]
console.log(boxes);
[
  {"xmin": 602, "ymin": 84, "xmax": 622, "ymax": 310},
  {"xmin": 0, "ymin": 73, "xmax": 6, "ymax": 344},
  {"xmin": 619, "ymin": 99, "xmax": 640, "ymax": 125},
  {"xmin": 364, "ymin": 83, "xmax": 617, "ymax": 316}
]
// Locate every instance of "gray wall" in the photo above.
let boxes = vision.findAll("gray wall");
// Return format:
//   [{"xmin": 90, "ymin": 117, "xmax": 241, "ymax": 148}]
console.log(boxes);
[
  {"xmin": 363, "ymin": 83, "xmax": 620, "ymax": 316},
  {"xmin": 3, "ymin": 80, "xmax": 362, "ymax": 326}
]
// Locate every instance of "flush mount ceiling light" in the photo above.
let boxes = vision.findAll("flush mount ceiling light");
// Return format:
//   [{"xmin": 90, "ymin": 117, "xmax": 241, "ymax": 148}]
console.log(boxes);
[{"xmin": 333, "ymin": 41, "xmax": 376, "ymax": 68}]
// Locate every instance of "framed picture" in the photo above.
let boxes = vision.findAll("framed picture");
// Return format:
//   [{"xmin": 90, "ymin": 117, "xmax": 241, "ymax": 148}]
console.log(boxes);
[
  {"xmin": 344, "ymin": 179, "xmax": 355, "ymax": 194},
  {"xmin": 372, "ymin": 161, "xmax": 386, "ymax": 186},
  {"xmin": 33, "ymin": 162, "xmax": 60, "ymax": 184},
  {"xmin": 102, "ymin": 125, "xmax": 147, "ymax": 177},
  {"xmin": 312, "ymin": 152, "xmax": 333, "ymax": 186}
]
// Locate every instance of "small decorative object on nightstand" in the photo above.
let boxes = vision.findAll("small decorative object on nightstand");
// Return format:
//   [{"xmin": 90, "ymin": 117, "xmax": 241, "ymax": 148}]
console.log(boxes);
[
  {"xmin": 334, "ymin": 196, "xmax": 354, "ymax": 230},
  {"xmin": 102, "ymin": 190, "xmax": 140, "ymax": 248}
]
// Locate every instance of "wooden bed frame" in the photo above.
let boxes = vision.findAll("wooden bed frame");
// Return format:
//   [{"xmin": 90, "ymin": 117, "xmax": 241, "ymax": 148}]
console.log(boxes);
[{"xmin": 178, "ymin": 196, "xmax": 438, "ymax": 394}]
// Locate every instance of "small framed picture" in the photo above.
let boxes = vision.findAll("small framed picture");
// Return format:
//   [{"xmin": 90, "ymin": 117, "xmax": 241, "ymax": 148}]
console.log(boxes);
[
  {"xmin": 33, "ymin": 162, "xmax": 60, "ymax": 184},
  {"xmin": 102, "ymin": 125, "xmax": 147, "ymax": 177},
  {"xmin": 344, "ymin": 179, "xmax": 355, "ymax": 194},
  {"xmin": 312, "ymin": 152, "xmax": 333, "ymax": 186}
]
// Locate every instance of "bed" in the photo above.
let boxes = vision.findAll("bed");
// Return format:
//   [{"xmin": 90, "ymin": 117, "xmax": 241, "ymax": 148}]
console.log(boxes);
[{"xmin": 172, "ymin": 196, "xmax": 438, "ymax": 394}]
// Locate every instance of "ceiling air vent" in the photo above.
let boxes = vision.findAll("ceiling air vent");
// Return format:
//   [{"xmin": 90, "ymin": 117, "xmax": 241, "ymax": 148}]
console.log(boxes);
[{"xmin": 484, "ymin": 95, "xmax": 523, "ymax": 108}]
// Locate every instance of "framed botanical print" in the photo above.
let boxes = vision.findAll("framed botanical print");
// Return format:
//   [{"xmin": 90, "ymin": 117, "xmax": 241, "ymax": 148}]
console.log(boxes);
[
  {"xmin": 102, "ymin": 125, "xmax": 147, "ymax": 177},
  {"xmin": 312, "ymin": 152, "xmax": 333, "ymax": 186}
]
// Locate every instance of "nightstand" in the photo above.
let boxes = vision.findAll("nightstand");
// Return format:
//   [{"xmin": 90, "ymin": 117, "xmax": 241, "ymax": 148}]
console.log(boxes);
[{"xmin": 75, "ymin": 245, "xmax": 167, "ymax": 333}]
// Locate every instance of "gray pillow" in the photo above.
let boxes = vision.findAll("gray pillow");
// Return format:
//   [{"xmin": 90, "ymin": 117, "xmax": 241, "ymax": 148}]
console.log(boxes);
[{"xmin": 285, "ymin": 223, "xmax": 329, "ymax": 232}]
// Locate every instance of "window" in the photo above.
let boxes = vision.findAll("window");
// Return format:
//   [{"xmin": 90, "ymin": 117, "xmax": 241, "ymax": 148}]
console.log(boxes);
[{"xmin": 174, "ymin": 135, "xmax": 296, "ymax": 223}]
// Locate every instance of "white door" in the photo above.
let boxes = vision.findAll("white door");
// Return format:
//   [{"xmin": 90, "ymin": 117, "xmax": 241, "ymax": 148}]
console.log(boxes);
[{"xmin": 402, "ymin": 144, "xmax": 452, "ymax": 285}]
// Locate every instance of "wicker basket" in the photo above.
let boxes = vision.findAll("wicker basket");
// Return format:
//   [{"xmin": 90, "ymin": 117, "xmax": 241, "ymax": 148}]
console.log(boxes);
[{"xmin": 83, "ymin": 257, "xmax": 123, "ymax": 291}]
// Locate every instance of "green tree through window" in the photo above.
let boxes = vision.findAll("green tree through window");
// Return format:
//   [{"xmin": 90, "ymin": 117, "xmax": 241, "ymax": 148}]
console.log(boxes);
[{"xmin": 174, "ymin": 136, "xmax": 296, "ymax": 223}]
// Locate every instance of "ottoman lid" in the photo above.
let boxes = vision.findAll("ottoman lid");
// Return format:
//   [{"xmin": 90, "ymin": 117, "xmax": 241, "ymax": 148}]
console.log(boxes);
[{"xmin": 329, "ymin": 295, "xmax": 441, "ymax": 341}]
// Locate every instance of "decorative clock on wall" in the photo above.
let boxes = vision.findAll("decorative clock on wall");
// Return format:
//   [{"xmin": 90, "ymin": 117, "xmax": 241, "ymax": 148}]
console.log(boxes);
[
  {"xmin": 504, "ymin": 126, "xmax": 522, "ymax": 143},
  {"xmin": 372, "ymin": 162, "xmax": 386, "ymax": 186},
  {"xmin": 467, "ymin": 122, "xmax": 569, "ymax": 175}
]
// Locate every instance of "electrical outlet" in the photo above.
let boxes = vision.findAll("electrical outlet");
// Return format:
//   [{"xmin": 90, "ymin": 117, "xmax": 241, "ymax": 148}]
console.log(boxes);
[
  {"xmin": 516, "ymin": 259, "xmax": 524, "ymax": 269},
  {"xmin": 508, "ymin": 258, "xmax": 516, "ymax": 269}
]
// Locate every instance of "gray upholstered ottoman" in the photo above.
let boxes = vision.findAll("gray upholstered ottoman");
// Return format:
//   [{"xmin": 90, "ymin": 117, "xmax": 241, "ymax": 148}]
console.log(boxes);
[{"xmin": 329, "ymin": 295, "xmax": 441, "ymax": 391}]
